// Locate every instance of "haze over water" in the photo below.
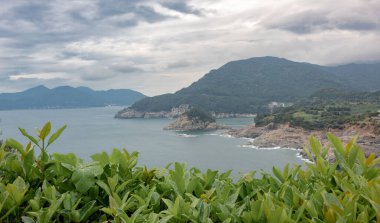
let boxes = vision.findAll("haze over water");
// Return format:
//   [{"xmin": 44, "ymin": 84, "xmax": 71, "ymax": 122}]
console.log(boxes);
[{"xmin": 0, "ymin": 107, "xmax": 304, "ymax": 174}]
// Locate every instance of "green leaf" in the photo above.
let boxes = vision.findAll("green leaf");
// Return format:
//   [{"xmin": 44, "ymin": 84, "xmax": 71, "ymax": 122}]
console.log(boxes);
[
  {"xmin": 6, "ymin": 177, "xmax": 28, "ymax": 205},
  {"xmin": 170, "ymin": 163, "xmax": 186, "ymax": 195},
  {"xmin": 78, "ymin": 200, "xmax": 98, "ymax": 222},
  {"xmin": 309, "ymin": 136, "xmax": 322, "ymax": 157},
  {"xmin": 273, "ymin": 166, "xmax": 285, "ymax": 183},
  {"xmin": 44, "ymin": 194, "xmax": 65, "ymax": 223},
  {"xmin": 53, "ymin": 153, "xmax": 78, "ymax": 166},
  {"xmin": 96, "ymin": 180, "xmax": 112, "ymax": 196},
  {"xmin": 21, "ymin": 216, "xmax": 36, "ymax": 223},
  {"xmin": 6, "ymin": 138, "xmax": 24, "ymax": 155},
  {"xmin": 327, "ymin": 133, "xmax": 345, "ymax": 159},
  {"xmin": 47, "ymin": 124, "xmax": 66, "ymax": 147},
  {"xmin": 19, "ymin": 128, "xmax": 39, "ymax": 146},
  {"xmin": 39, "ymin": 122, "xmax": 52, "ymax": 141},
  {"xmin": 91, "ymin": 152, "xmax": 109, "ymax": 167},
  {"xmin": 23, "ymin": 148, "xmax": 35, "ymax": 176},
  {"xmin": 0, "ymin": 193, "xmax": 10, "ymax": 213},
  {"xmin": 347, "ymin": 144, "xmax": 359, "ymax": 168},
  {"xmin": 71, "ymin": 162, "xmax": 103, "ymax": 193},
  {"xmin": 159, "ymin": 216, "xmax": 173, "ymax": 223}
]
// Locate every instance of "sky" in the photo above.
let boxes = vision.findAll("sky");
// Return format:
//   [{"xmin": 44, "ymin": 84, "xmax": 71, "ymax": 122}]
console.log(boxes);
[{"xmin": 0, "ymin": 0, "xmax": 379, "ymax": 96}]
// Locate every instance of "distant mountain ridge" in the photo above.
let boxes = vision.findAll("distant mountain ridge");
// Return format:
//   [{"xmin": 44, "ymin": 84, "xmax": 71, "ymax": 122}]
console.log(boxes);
[
  {"xmin": 130, "ymin": 56, "xmax": 380, "ymax": 114},
  {"xmin": 324, "ymin": 63, "xmax": 380, "ymax": 92},
  {"xmin": 0, "ymin": 85, "xmax": 145, "ymax": 110}
]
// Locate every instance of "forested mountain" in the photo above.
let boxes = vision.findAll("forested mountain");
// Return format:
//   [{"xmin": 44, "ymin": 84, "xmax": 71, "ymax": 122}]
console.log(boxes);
[
  {"xmin": 324, "ymin": 63, "xmax": 380, "ymax": 92},
  {"xmin": 0, "ymin": 85, "xmax": 145, "ymax": 110},
  {"xmin": 131, "ymin": 57, "xmax": 379, "ymax": 113}
]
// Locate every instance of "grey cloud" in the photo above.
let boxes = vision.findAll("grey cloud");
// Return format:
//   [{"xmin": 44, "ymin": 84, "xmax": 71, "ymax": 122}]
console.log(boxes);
[
  {"xmin": 80, "ymin": 73, "xmax": 118, "ymax": 81},
  {"xmin": 267, "ymin": 11, "xmax": 329, "ymax": 34},
  {"xmin": 167, "ymin": 61, "xmax": 191, "ymax": 69},
  {"xmin": 336, "ymin": 20, "xmax": 377, "ymax": 31},
  {"xmin": 0, "ymin": 76, "xmax": 70, "ymax": 93},
  {"xmin": 97, "ymin": 0, "xmax": 143, "ymax": 16},
  {"xmin": 0, "ymin": 0, "xmax": 175, "ymax": 47},
  {"xmin": 266, "ymin": 8, "xmax": 380, "ymax": 34},
  {"xmin": 161, "ymin": 1, "xmax": 203, "ymax": 15},
  {"xmin": 98, "ymin": 1, "xmax": 173, "ymax": 26},
  {"xmin": 135, "ymin": 5, "xmax": 171, "ymax": 23},
  {"xmin": 11, "ymin": 2, "xmax": 49, "ymax": 24},
  {"xmin": 110, "ymin": 63, "xmax": 143, "ymax": 73},
  {"xmin": 0, "ymin": 0, "xmax": 379, "ymax": 95}
]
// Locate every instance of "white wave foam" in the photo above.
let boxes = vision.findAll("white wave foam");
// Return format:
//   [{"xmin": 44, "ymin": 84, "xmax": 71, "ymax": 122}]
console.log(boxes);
[
  {"xmin": 296, "ymin": 152, "xmax": 314, "ymax": 163},
  {"xmin": 208, "ymin": 133, "xmax": 235, "ymax": 138},
  {"xmin": 208, "ymin": 133, "xmax": 220, "ymax": 136},
  {"xmin": 241, "ymin": 137, "xmax": 255, "ymax": 142},
  {"xmin": 177, "ymin": 133, "xmax": 198, "ymax": 138},
  {"xmin": 240, "ymin": 144, "xmax": 298, "ymax": 151},
  {"xmin": 240, "ymin": 144, "xmax": 314, "ymax": 163},
  {"xmin": 220, "ymin": 134, "xmax": 234, "ymax": 138}
]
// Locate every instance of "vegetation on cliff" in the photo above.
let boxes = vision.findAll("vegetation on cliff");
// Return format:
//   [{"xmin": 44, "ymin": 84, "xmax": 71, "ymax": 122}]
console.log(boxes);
[
  {"xmin": 255, "ymin": 89, "xmax": 380, "ymax": 130},
  {"xmin": 185, "ymin": 108, "xmax": 215, "ymax": 123},
  {"xmin": 164, "ymin": 108, "xmax": 228, "ymax": 131},
  {"xmin": 0, "ymin": 122, "xmax": 380, "ymax": 222}
]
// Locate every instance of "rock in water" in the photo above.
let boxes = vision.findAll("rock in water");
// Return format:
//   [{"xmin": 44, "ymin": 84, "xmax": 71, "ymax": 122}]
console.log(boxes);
[{"xmin": 164, "ymin": 108, "xmax": 229, "ymax": 131}]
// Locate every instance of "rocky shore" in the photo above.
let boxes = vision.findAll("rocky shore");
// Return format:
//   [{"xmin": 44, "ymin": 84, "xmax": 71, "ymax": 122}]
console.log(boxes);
[
  {"xmin": 115, "ymin": 104, "xmax": 256, "ymax": 119},
  {"xmin": 164, "ymin": 115, "xmax": 229, "ymax": 131},
  {"xmin": 115, "ymin": 104, "xmax": 192, "ymax": 119},
  {"xmin": 228, "ymin": 122, "xmax": 380, "ymax": 159}
]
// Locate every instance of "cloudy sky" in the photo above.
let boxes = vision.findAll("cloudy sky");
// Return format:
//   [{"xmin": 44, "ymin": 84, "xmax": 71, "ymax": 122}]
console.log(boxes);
[{"xmin": 0, "ymin": 0, "xmax": 379, "ymax": 95}]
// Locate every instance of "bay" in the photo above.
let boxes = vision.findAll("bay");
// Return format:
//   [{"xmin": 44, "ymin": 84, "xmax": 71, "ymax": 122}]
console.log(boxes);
[{"xmin": 0, "ymin": 106, "xmax": 304, "ymax": 174}]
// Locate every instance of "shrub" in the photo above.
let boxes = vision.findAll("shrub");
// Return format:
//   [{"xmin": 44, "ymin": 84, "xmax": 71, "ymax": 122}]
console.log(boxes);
[
  {"xmin": 0, "ymin": 122, "xmax": 379, "ymax": 222},
  {"xmin": 185, "ymin": 108, "xmax": 215, "ymax": 123}
]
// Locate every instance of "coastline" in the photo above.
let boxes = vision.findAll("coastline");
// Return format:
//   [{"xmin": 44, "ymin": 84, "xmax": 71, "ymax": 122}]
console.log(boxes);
[
  {"xmin": 227, "ymin": 122, "xmax": 380, "ymax": 161},
  {"xmin": 114, "ymin": 106, "xmax": 256, "ymax": 119}
]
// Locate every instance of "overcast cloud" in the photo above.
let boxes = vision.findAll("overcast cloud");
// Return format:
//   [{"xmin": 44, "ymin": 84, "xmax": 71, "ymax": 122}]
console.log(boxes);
[{"xmin": 0, "ymin": 0, "xmax": 379, "ymax": 95}]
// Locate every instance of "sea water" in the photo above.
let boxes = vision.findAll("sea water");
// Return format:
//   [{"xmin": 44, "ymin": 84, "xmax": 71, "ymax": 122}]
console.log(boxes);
[{"xmin": 0, "ymin": 107, "xmax": 304, "ymax": 174}]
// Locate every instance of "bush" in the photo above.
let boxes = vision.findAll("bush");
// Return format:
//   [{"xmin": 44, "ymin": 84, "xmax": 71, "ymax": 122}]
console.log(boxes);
[
  {"xmin": 185, "ymin": 108, "xmax": 215, "ymax": 123},
  {"xmin": 0, "ymin": 123, "xmax": 379, "ymax": 222}
]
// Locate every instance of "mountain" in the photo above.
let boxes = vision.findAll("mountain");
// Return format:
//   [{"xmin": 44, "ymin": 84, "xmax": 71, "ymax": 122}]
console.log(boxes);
[
  {"xmin": 0, "ymin": 85, "xmax": 145, "ymax": 110},
  {"xmin": 324, "ymin": 63, "xmax": 380, "ymax": 92},
  {"xmin": 131, "ymin": 56, "xmax": 373, "ymax": 113}
]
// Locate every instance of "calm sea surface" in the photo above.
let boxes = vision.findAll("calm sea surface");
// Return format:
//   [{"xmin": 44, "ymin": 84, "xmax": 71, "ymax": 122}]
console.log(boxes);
[{"xmin": 0, "ymin": 107, "xmax": 304, "ymax": 174}]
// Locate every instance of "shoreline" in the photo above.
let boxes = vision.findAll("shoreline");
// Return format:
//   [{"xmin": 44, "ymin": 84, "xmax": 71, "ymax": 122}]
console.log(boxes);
[
  {"xmin": 227, "ymin": 122, "xmax": 380, "ymax": 161},
  {"xmin": 210, "ymin": 131, "xmax": 313, "ymax": 163},
  {"xmin": 115, "ymin": 106, "xmax": 256, "ymax": 119}
]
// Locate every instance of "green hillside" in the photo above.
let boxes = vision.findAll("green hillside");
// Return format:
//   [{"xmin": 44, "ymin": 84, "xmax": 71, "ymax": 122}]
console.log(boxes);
[
  {"xmin": 255, "ymin": 89, "xmax": 380, "ymax": 130},
  {"xmin": 131, "ymin": 57, "xmax": 352, "ymax": 113},
  {"xmin": 325, "ymin": 63, "xmax": 380, "ymax": 92}
]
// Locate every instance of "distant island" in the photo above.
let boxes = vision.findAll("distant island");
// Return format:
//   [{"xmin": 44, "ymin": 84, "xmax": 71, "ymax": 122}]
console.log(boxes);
[
  {"xmin": 117, "ymin": 56, "xmax": 380, "ymax": 117},
  {"xmin": 0, "ymin": 85, "xmax": 145, "ymax": 110}
]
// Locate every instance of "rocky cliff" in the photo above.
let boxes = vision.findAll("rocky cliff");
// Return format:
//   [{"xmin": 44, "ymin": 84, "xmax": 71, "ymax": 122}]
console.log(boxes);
[
  {"xmin": 164, "ymin": 108, "xmax": 230, "ymax": 131},
  {"xmin": 228, "ymin": 121, "xmax": 380, "ymax": 158},
  {"xmin": 115, "ymin": 104, "xmax": 256, "ymax": 119},
  {"xmin": 115, "ymin": 104, "xmax": 191, "ymax": 119}
]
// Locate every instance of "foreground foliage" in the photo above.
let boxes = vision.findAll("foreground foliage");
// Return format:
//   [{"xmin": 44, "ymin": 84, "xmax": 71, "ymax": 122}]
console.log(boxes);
[{"xmin": 0, "ymin": 122, "xmax": 380, "ymax": 222}]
